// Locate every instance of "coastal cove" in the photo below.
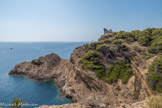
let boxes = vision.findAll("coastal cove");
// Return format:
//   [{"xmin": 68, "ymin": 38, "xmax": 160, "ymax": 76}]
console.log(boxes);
[{"xmin": 0, "ymin": 42, "xmax": 88, "ymax": 107}]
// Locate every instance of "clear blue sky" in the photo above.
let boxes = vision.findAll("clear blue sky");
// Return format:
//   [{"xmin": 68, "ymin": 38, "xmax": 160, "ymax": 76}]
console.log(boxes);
[{"xmin": 0, "ymin": 0, "xmax": 162, "ymax": 42}]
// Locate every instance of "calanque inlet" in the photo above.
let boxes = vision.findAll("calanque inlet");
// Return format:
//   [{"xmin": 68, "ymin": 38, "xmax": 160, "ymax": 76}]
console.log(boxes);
[{"xmin": 9, "ymin": 28, "xmax": 162, "ymax": 108}]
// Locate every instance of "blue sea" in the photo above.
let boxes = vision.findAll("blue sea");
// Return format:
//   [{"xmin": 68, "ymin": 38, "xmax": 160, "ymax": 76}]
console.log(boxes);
[{"xmin": 0, "ymin": 42, "xmax": 88, "ymax": 108}]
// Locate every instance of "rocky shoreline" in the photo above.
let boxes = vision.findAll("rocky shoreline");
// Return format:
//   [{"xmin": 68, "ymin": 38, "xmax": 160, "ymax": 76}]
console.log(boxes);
[
  {"xmin": 8, "ymin": 26, "xmax": 162, "ymax": 108},
  {"xmin": 9, "ymin": 35, "xmax": 150, "ymax": 108},
  {"xmin": 9, "ymin": 49, "xmax": 148, "ymax": 107}
]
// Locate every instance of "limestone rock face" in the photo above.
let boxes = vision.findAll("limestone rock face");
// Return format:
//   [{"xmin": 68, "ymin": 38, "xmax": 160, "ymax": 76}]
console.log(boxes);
[
  {"xmin": 9, "ymin": 53, "xmax": 62, "ymax": 81},
  {"xmin": 9, "ymin": 45, "xmax": 149, "ymax": 108},
  {"xmin": 104, "ymin": 28, "xmax": 109, "ymax": 34},
  {"xmin": 103, "ymin": 28, "xmax": 112, "ymax": 34}
]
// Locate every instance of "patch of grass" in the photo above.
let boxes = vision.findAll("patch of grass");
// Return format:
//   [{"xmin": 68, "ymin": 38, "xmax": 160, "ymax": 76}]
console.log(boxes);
[{"xmin": 146, "ymin": 94, "xmax": 162, "ymax": 108}]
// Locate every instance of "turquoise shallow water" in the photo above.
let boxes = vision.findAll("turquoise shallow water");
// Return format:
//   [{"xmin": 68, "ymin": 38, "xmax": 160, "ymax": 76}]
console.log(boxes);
[{"xmin": 0, "ymin": 42, "xmax": 88, "ymax": 108}]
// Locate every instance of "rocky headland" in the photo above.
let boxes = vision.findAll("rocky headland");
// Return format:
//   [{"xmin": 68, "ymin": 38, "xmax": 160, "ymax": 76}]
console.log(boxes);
[{"xmin": 9, "ymin": 28, "xmax": 162, "ymax": 108}]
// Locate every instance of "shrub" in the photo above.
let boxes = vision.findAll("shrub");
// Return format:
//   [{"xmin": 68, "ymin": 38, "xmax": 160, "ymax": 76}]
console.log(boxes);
[
  {"xmin": 104, "ymin": 60, "xmax": 133, "ymax": 84},
  {"xmin": 147, "ymin": 56, "xmax": 162, "ymax": 92},
  {"xmin": 131, "ymin": 30, "xmax": 141, "ymax": 40},
  {"xmin": 96, "ymin": 44, "xmax": 110, "ymax": 51},
  {"xmin": 96, "ymin": 44, "xmax": 112, "ymax": 56},
  {"xmin": 112, "ymin": 39, "xmax": 123, "ymax": 44},
  {"xmin": 124, "ymin": 32, "xmax": 136, "ymax": 42},
  {"xmin": 148, "ymin": 37, "xmax": 162, "ymax": 54},
  {"xmin": 112, "ymin": 32, "xmax": 118, "ymax": 36},
  {"xmin": 152, "ymin": 29, "xmax": 162, "ymax": 37},
  {"xmin": 137, "ymin": 28, "xmax": 156, "ymax": 46},
  {"xmin": 115, "ymin": 31, "xmax": 135, "ymax": 42},
  {"xmin": 103, "ymin": 39, "xmax": 112, "ymax": 44},
  {"xmin": 114, "ymin": 28, "xmax": 162, "ymax": 52},
  {"xmin": 120, "ymin": 44, "xmax": 129, "ymax": 51},
  {"xmin": 110, "ymin": 46, "xmax": 118, "ymax": 52},
  {"xmin": 138, "ymin": 34, "xmax": 152, "ymax": 46},
  {"xmin": 88, "ymin": 41, "xmax": 103, "ymax": 50},
  {"xmin": 79, "ymin": 50, "xmax": 105, "ymax": 77}
]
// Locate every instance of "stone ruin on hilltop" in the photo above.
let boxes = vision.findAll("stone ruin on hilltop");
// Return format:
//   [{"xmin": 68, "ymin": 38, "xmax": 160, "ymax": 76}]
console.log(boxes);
[
  {"xmin": 98, "ymin": 28, "xmax": 113, "ymax": 41},
  {"xmin": 104, "ymin": 28, "xmax": 113, "ymax": 36}
]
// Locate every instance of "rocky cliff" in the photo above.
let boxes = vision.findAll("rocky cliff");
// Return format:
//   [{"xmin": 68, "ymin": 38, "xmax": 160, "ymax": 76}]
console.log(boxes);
[
  {"xmin": 9, "ymin": 48, "xmax": 149, "ymax": 107},
  {"xmin": 9, "ymin": 28, "xmax": 161, "ymax": 108}
]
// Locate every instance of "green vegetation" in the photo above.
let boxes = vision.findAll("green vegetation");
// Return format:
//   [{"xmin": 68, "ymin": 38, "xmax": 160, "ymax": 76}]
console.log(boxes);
[
  {"xmin": 80, "ymin": 50, "xmax": 133, "ymax": 84},
  {"xmin": 115, "ymin": 85, "xmax": 121, "ymax": 91},
  {"xmin": 148, "ymin": 36, "xmax": 162, "ymax": 54},
  {"xmin": 147, "ymin": 56, "xmax": 162, "ymax": 92},
  {"xmin": 114, "ymin": 28, "xmax": 162, "ymax": 54},
  {"xmin": 103, "ymin": 60, "xmax": 133, "ymax": 84},
  {"xmin": 132, "ymin": 46, "xmax": 152, "ymax": 60},
  {"xmin": 137, "ymin": 30, "xmax": 152, "ymax": 46},
  {"xmin": 96, "ymin": 44, "xmax": 110, "ymax": 51},
  {"xmin": 120, "ymin": 44, "xmax": 129, "ymax": 51},
  {"xmin": 146, "ymin": 94, "xmax": 162, "ymax": 108},
  {"xmin": 141, "ymin": 53, "xmax": 152, "ymax": 60},
  {"xmin": 115, "ymin": 31, "xmax": 135, "ymax": 42},
  {"xmin": 96, "ymin": 44, "xmax": 111, "ymax": 56},
  {"xmin": 80, "ymin": 34, "xmax": 134, "ymax": 84},
  {"xmin": 109, "ymin": 46, "xmax": 118, "ymax": 52},
  {"xmin": 11, "ymin": 98, "xmax": 24, "ymax": 108},
  {"xmin": 79, "ymin": 50, "xmax": 105, "ymax": 77},
  {"xmin": 88, "ymin": 41, "xmax": 103, "ymax": 50},
  {"xmin": 80, "ymin": 27, "xmax": 162, "ymax": 85},
  {"xmin": 103, "ymin": 39, "xmax": 112, "ymax": 44},
  {"xmin": 112, "ymin": 39, "xmax": 123, "ymax": 44}
]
